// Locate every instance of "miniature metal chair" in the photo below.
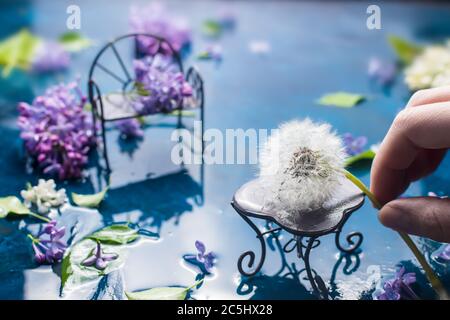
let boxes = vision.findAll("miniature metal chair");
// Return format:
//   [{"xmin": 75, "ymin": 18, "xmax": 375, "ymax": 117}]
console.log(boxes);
[
  {"xmin": 231, "ymin": 176, "xmax": 365, "ymax": 300},
  {"xmin": 87, "ymin": 33, "xmax": 204, "ymax": 172}
]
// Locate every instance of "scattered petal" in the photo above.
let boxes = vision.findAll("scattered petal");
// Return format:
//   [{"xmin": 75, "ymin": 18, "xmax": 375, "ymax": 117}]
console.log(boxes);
[{"xmin": 248, "ymin": 40, "xmax": 271, "ymax": 55}]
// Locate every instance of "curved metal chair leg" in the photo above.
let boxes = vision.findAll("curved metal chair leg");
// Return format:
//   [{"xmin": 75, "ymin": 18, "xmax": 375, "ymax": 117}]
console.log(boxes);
[
  {"xmin": 100, "ymin": 119, "xmax": 111, "ymax": 173},
  {"xmin": 234, "ymin": 205, "xmax": 266, "ymax": 277},
  {"xmin": 335, "ymin": 229, "xmax": 363, "ymax": 254},
  {"xmin": 303, "ymin": 236, "xmax": 329, "ymax": 300}
]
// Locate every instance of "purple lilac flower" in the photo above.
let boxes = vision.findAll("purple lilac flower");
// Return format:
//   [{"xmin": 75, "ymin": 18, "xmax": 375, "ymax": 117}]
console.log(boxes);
[
  {"xmin": 132, "ymin": 55, "xmax": 192, "ymax": 115},
  {"xmin": 184, "ymin": 240, "xmax": 216, "ymax": 273},
  {"xmin": 343, "ymin": 133, "xmax": 368, "ymax": 156},
  {"xmin": 376, "ymin": 267, "xmax": 419, "ymax": 300},
  {"xmin": 114, "ymin": 118, "xmax": 144, "ymax": 139},
  {"xmin": 32, "ymin": 41, "xmax": 70, "ymax": 73},
  {"xmin": 437, "ymin": 244, "xmax": 450, "ymax": 262},
  {"xmin": 82, "ymin": 242, "xmax": 118, "ymax": 270},
  {"xmin": 18, "ymin": 81, "xmax": 96, "ymax": 180},
  {"xmin": 368, "ymin": 57, "xmax": 396, "ymax": 85},
  {"xmin": 129, "ymin": 2, "xmax": 191, "ymax": 56},
  {"xmin": 31, "ymin": 220, "xmax": 67, "ymax": 264}
]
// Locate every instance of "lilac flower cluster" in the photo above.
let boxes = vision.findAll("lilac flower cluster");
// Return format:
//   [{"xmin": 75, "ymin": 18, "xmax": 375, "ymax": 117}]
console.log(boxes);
[
  {"xmin": 31, "ymin": 220, "xmax": 67, "ymax": 264},
  {"xmin": 18, "ymin": 81, "xmax": 96, "ymax": 180},
  {"xmin": 82, "ymin": 242, "xmax": 118, "ymax": 270},
  {"xmin": 32, "ymin": 41, "xmax": 70, "ymax": 73},
  {"xmin": 376, "ymin": 267, "xmax": 419, "ymax": 300},
  {"xmin": 114, "ymin": 118, "xmax": 144, "ymax": 139},
  {"xmin": 184, "ymin": 240, "xmax": 216, "ymax": 273},
  {"xmin": 129, "ymin": 3, "xmax": 191, "ymax": 56},
  {"xmin": 343, "ymin": 133, "xmax": 368, "ymax": 156},
  {"xmin": 132, "ymin": 55, "xmax": 192, "ymax": 115}
]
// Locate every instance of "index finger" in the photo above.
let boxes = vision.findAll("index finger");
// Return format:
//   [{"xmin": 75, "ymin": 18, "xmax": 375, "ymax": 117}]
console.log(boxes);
[{"xmin": 370, "ymin": 102, "xmax": 450, "ymax": 205}]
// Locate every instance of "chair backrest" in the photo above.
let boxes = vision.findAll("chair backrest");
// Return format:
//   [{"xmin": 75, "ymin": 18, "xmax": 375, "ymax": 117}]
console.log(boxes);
[{"xmin": 88, "ymin": 33, "xmax": 185, "ymax": 121}]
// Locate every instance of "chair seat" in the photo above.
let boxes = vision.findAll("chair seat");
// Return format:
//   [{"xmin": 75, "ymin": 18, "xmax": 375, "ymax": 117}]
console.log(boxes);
[
  {"xmin": 232, "ymin": 176, "xmax": 365, "ymax": 236},
  {"xmin": 96, "ymin": 93, "xmax": 145, "ymax": 121}
]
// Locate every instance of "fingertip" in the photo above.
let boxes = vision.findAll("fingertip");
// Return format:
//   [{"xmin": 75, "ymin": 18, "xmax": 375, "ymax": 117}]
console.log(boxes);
[{"xmin": 378, "ymin": 200, "xmax": 406, "ymax": 230}]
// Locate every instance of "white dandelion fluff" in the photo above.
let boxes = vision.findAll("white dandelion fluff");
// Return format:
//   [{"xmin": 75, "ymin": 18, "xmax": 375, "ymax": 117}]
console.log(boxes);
[{"xmin": 259, "ymin": 118, "xmax": 346, "ymax": 214}]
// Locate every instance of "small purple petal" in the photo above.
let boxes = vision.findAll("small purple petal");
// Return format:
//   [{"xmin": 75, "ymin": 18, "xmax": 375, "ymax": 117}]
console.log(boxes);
[
  {"xmin": 32, "ymin": 243, "xmax": 46, "ymax": 264},
  {"xmin": 195, "ymin": 241, "xmax": 206, "ymax": 254},
  {"xmin": 81, "ymin": 254, "xmax": 97, "ymax": 267},
  {"xmin": 95, "ymin": 258, "xmax": 107, "ymax": 270}
]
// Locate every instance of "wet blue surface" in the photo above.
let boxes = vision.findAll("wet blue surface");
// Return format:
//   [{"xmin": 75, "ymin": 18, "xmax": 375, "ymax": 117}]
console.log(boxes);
[{"xmin": 0, "ymin": 0, "xmax": 450, "ymax": 300}]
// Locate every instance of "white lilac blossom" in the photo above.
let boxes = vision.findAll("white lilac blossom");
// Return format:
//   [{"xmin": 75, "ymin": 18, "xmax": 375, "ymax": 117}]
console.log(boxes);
[
  {"xmin": 129, "ymin": 2, "xmax": 191, "ymax": 56},
  {"xmin": 18, "ymin": 81, "xmax": 96, "ymax": 180},
  {"xmin": 405, "ymin": 43, "xmax": 450, "ymax": 90},
  {"xmin": 368, "ymin": 57, "xmax": 396, "ymax": 85},
  {"xmin": 21, "ymin": 179, "xmax": 67, "ymax": 214},
  {"xmin": 132, "ymin": 55, "xmax": 192, "ymax": 115},
  {"xmin": 31, "ymin": 41, "xmax": 70, "ymax": 73},
  {"xmin": 259, "ymin": 119, "xmax": 346, "ymax": 213},
  {"xmin": 114, "ymin": 118, "xmax": 144, "ymax": 139}
]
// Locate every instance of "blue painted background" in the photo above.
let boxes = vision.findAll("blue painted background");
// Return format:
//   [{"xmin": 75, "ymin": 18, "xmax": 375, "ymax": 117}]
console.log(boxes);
[{"xmin": 0, "ymin": 0, "xmax": 449, "ymax": 300}]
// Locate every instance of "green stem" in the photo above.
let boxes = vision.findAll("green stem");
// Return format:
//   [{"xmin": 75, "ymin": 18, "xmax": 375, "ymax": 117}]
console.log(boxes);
[
  {"xmin": 28, "ymin": 212, "xmax": 51, "ymax": 223},
  {"xmin": 344, "ymin": 169, "xmax": 448, "ymax": 300}
]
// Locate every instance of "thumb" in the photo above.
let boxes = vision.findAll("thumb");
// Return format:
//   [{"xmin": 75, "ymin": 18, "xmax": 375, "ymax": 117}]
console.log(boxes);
[{"xmin": 379, "ymin": 197, "xmax": 450, "ymax": 243}]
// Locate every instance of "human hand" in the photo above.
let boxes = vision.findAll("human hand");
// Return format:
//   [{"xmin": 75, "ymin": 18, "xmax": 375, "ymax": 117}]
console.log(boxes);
[{"xmin": 370, "ymin": 86, "xmax": 450, "ymax": 242}]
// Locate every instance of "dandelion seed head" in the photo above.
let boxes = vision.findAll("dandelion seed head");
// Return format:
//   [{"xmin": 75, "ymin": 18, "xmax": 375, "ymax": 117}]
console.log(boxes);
[{"xmin": 259, "ymin": 119, "xmax": 346, "ymax": 213}]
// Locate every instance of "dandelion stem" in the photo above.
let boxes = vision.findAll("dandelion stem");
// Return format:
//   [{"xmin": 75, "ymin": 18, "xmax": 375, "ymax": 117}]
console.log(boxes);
[
  {"xmin": 344, "ymin": 169, "xmax": 448, "ymax": 300},
  {"xmin": 28, "ymin": 212, "xmax": 51, "ymax": 223}
]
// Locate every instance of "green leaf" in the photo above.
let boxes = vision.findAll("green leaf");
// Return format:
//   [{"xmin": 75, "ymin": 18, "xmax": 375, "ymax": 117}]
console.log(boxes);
[
  {"xmin": 134, "ymin": 82, "xmax": 150, "ymax": 96},
  {"xmin": 202, "ymin": 20, "xmax": 222, "ymax": 38},
  {"xmin": 345, "ymin": 149, "xmax": 376, "ymax": 167},
  {"xmin": 197, "ymin": 51, "xmax": 212, "ymax": 60},
  {"xmin": 317, "ymin": 92, "xmax": 365, "ymax": 108},
  {"xmin": 58, "ymin": 32, "xmax": 92, "ymax": 52},
  {"xmin": 0, "ymin": 29, "xmax": 41, "ymax": 77},
  {"xmin": 87, "ymin": 224, "xmax": 139, "ymax": 245},
  {"xmin": 126, "ymin": 286, "xmax": 190, "ymax": 300},
  {"xmin": 61, "ymin": 238, "xmax": 126, "ymax": 292},
  {"xmin": 0, "ymin": 196, "xmax": 30, "ymax": 218},
  {"xmin": 71, "ymin": 187, "xmax": 108, "ymax": 208},
  {"xmin": 388, "ymin": 35, "xmax": 422, "ymax": 65},
  {"xmin": 166, "ymin": 110, "xmax": 196, "ymax": 117}
]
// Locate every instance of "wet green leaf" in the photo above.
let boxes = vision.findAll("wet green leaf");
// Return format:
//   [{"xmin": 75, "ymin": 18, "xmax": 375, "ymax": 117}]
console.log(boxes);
[
  {"xmin": 58, "ymin": 32, "xmax": 92, "ymax": 52},
  {"xmin": 125, "ymin": 279, "xmax": 203, "ymax": 300},
  {"xmin": 126, "ymin": 287, "xmax": 189, "ymax": 300},
  {"xmin": 202, "ymin": 20, "xmax": 222, "ymax": 38},
  {"xmin": 0, "ymin": 29, "xmax": 40, "ymax": 77},
  {"xmin": 166, "ymin": 110, "xmax": 196, "ymax": 117},
  {"xmin": 388, "ymin": 35, "xmax": 422, "ymax": 65},
  {"xmin": 61, "ymin": 238, "xmax": 125, "ymax": 293},
  {"xmin": 71, "ymin": 187, "xmax": 108, "ymax": 208},
  {"xmin": 317, "ymin": 92, "xmax": 365, "ymax": 108},
  {"xmin": 0, "ymin": 196, "xmax": 30, "ymax": 218},
  {"xmin": 87, "ymin": 224, "xmax": 139, "ymax": 245}
]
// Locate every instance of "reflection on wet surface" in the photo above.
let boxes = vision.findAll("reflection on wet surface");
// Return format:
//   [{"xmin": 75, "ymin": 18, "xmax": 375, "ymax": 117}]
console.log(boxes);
[{"xmin": 0, "ymin": 0, "xmax": 450, "ymax": 299}]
